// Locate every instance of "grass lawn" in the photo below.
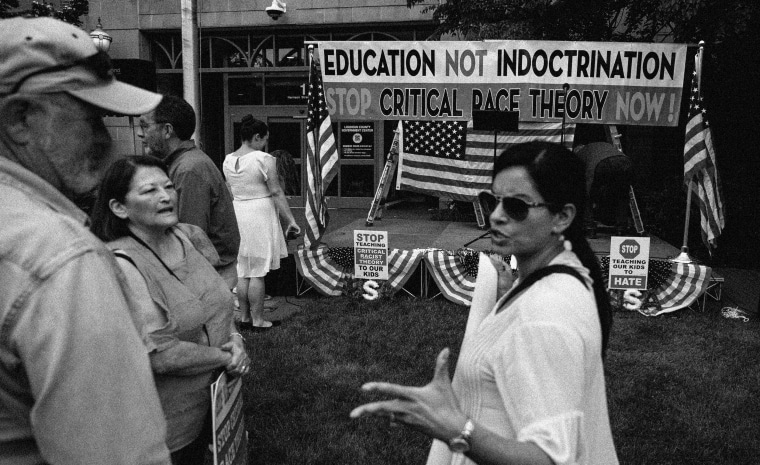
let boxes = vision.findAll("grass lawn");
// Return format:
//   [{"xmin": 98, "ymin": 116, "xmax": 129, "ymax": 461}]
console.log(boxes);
[{"xmin": 240, "ymin": 295, "xmax": 760, "ymax": 464}]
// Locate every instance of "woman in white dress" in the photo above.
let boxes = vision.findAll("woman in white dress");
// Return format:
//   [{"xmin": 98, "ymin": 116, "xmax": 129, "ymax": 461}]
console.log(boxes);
[
  {"xmin": 223, "ymin": 116, "xmax": 300, "ymax": 331},
  {"xmin": 351, "ymin": 142, "xmax": 618, "ymax": 465}
]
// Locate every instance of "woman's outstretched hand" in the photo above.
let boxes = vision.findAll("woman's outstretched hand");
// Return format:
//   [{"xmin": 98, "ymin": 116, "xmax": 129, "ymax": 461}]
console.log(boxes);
[{"xmin": 349, "ymin": 348, "xmax": 468, "ymax": 443}]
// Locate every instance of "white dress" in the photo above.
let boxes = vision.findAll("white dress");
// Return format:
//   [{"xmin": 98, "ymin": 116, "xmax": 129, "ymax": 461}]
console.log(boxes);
[
  {"xmin": 222, "ymin": 150, "xmax": 287, "ymax": 278},
  {"xmin": 426, "ymin": 250, "xmax": 619, "ymax": 465}
]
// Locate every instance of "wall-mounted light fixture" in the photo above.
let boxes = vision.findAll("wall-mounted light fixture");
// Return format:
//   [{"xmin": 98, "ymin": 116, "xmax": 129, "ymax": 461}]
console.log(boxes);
[
  {"xmin": 266, "ymin": 0, "xmax": 286, "ymax": 20},
  {"xmin": 90, "ymin": 17, "xmax": 113, "ymax": 53}
]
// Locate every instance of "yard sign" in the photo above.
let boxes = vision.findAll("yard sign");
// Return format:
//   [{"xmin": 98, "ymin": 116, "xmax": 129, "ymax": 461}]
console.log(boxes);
[
  {"xmin": 354, "ymin": 230, "xmax": 389, "ymax": 280},
  {"xmin": 609, "ymin": 236, "xmax": 651, "ymax": 290}
]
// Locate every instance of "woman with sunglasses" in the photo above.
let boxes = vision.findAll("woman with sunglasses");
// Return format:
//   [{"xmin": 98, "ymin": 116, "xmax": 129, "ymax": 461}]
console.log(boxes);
[{"xmin": 351, "ymin": 142, "xmax": 617, "ymax": 465}]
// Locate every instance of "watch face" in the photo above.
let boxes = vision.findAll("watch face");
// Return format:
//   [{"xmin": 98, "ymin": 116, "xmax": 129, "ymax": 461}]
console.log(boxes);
[{"xmin": 449, "ymin": 438, "xmax": 470, "ymax": 453}]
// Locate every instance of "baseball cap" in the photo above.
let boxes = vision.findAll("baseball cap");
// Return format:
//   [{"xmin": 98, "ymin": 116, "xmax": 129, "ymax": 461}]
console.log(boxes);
[{"xmin": 0, "ymin": 17, "xmax": 162, "ymax": 116}]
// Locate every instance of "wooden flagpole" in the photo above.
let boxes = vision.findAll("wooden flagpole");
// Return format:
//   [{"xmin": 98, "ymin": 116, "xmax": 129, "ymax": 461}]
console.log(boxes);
[{"xmin": 673, "ymin": 40, "xmax": 704, "ymax": 264}]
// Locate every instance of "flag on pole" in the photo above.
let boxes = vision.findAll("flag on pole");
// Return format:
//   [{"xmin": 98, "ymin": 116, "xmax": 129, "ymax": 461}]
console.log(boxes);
[
  {"xmin": 304, "ymin": 53, "xmax": 338, "ymax": 249},
  {"xmin": 397, "ymin": 121, "xmax": 575, "ymax": 201},
  {"xmin": 683, "ymin": 65, "xmax": 725, "ymax": 250}
]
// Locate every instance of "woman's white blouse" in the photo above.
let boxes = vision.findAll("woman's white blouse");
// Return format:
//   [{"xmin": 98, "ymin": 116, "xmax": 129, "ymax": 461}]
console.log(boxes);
[
  {"xmin": 426, "ymin": 251, "xmax": 619, "ymax": 465},
  {"xmin": 222, "ymin": 150, "xmax": 274, "ymax": 200}
]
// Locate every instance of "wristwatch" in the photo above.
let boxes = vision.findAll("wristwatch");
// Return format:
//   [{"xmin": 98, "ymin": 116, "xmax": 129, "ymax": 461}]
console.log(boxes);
[{"xmin": 448, "ymin": 419, "xmax": 475, "ymax": 453}]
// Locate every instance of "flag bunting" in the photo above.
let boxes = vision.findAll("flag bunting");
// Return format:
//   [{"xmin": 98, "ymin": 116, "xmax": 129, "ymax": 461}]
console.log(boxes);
[{"xmin": 295, "ymin": 247, "xmax": 711, "ymax": 313}]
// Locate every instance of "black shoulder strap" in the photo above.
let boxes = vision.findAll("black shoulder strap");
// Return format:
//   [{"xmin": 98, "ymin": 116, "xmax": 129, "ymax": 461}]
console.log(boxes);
[
  {"xmin": 496, "ymin": 264, "xmax": 589, "ymax": 314},
  {"xmin": 113, "ymin": 250, "xmax": 138, "ymax": 269},
  {"xmin": 127, "ymin": 232, "xmax": 182, "ymax": 282}
]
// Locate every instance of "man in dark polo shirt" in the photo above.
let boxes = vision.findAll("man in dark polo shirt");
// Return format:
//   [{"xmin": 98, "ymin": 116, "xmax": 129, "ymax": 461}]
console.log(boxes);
[{"xmin": 138, "ymin": 95, "xmax": 240, "ymax": 288}]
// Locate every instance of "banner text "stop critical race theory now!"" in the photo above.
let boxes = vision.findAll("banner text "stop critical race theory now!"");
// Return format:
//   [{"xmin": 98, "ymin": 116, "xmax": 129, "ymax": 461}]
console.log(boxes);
[
  {"xmin": 608, "ymin": 237, "xmax": 651, "ymax": 290},
  {"xmin": 317, "ymin": 41, "xmax": 687, "ymax": 126},
  {"xmin": 354, "ymin": 230, "xmax": 388, "ymax": 280}
]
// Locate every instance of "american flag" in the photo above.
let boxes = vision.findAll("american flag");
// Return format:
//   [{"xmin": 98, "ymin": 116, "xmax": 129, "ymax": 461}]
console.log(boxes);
[
  {"xmin": 398, "ymin": 120, "xmax": 575, "ymax": 202},
  {"xmin": 304, "ymin": 56, "xmax": 338, "ymax": 249},
  {"xmin": 683, "ymin": 59, "xmax": 725, "ymax": 250}
]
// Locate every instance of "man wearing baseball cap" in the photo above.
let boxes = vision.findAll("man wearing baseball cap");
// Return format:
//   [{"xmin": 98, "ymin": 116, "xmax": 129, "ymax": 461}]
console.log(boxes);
[{"xmin": 0, "ymin": 17, "xmax": 171, "ymax": 464}]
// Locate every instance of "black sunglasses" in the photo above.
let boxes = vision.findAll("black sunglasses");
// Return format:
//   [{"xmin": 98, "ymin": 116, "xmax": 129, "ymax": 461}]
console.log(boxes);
[{"xmin": 478, "ymin": 190, "xmax": 555, "ymax": 221}]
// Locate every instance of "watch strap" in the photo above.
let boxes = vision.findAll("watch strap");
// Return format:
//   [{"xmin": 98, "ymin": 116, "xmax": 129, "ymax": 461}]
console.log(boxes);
[{"xmin": 448, "ymin": 419, "xmax": 474, "ymax": 453}]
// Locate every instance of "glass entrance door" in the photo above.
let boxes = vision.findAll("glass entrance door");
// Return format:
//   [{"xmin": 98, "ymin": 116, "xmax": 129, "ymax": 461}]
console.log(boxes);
[{"xmin": 227, "ymin": 106, "xmax": 307, "ymax": 207}]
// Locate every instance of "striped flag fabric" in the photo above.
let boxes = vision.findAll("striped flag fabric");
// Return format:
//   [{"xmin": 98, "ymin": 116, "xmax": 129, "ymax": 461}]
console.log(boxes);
[
  {"xmin": 293, "ymin": 248, "xmax": 713, "ymax": 312},
  {"xmin": 600, "ymin": 255, "xmax": 711, "ymax": 316},
  {"xmin": 294, "ymin": 247, "xmax": 425, "ymax": 297},
  {"xmin": 304, "ymin": 56, "xmax": 338, "ymax": 249},
  {"xmin": 295, "ymin": 246, "xmax": 345, "ymax": 296},
  {"xmin": 642, "ymin": 263, "xmax": 712, "ymax": 316},
  {"xmin": 683, "ymin": 65, "xmax": 725, "ymax": 250},
  {"xmin": 397, "ymin": 120, "xmax": 575, "ymax": 202},
  {"xmin": 386, "ymin": 248, "xmax": 425, "ymax": 293},
  {"xmin": 423, "ymin": 249, "xmax": 476, "ymax": 306}
]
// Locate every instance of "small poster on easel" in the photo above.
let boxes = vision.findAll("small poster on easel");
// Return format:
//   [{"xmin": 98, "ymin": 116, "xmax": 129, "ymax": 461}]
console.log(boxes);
[
  {"xmin": 354, "ymin": 230, "xmax": 389, "ymax": 280},
  {"xmin": 608, "ymin": 236, "xmax": 650, "ymax": 290},
  {"xmin": 210, "ymin": 372, "xmax": 247, "ymax": 465}
]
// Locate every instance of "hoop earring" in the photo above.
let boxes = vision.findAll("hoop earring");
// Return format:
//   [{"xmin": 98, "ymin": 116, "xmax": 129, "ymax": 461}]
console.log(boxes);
[{"xmin": 555, "ymin": 231, "xmax": 572, "ymax": 251}]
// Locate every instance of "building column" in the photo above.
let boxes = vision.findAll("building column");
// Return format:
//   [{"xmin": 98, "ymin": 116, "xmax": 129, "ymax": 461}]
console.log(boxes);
[{"xmin": 180, "ymin": 0, "xmax": 201, "ymax": 144}]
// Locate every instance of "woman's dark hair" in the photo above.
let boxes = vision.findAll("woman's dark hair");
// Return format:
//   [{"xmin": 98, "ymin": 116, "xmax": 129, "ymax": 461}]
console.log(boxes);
[
  {"xmin": 239, "ymin": 114, "xmax": 268, "ymax": 144},
  {"xmin": 494, "ymin": 141, "xmax": 613, "ymax": 357},
  {"xmin": 270, "ymin": 149, "xmax": 298, "ymax": 195},
  {"xmin": 90, "ymin": 156, "xmax": 169, "ymax": 242}
]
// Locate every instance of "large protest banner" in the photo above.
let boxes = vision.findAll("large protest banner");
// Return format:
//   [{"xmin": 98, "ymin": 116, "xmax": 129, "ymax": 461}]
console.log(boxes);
[{"xmin": 317, "ymin": 41, "xmax": 688, "ymax": 127}]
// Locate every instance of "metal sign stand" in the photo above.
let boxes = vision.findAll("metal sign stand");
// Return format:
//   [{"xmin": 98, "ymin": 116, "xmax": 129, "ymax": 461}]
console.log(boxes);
[
  {"xmin": 365, "ymin": 129, "xmax": 400, "ymax": 226},
  {"xmin": 472, "ymin": 201, "xmax": 487, "ymax": 229}
]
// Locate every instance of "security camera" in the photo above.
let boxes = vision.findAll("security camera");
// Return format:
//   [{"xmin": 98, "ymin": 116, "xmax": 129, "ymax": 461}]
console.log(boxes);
[{"xmin": 266, "ymin": 0, "xmax": 286, "ymax": 20}]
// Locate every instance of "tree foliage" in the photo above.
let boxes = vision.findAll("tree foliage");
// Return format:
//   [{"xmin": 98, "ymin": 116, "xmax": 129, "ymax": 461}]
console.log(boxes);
[
  {"xmin": 408, "ymin": 0, "xmax": 759, "ymax": 45},
  {"xmin": 0, "ymin": 0, "xmax": 89, "ymax": 27}
]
